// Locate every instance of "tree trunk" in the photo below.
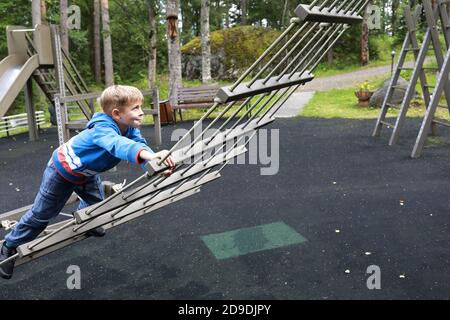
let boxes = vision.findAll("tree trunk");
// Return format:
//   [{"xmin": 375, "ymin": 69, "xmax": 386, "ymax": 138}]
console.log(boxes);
[
  {"xmin": 101, "ymin": 0, "xmax": 114, "ymax": 87},
  {"xmin": 167, "ymin": 0, "xmax": 182, "ymax": 107},
  {"xmin": 225, "ymin": 0, "xmax": 230, "ymax": 28},
  {"xmin": 32, "ymin": 0, "xmax": 41, "ymax": 26},
  {"xmin": 60, "ymin": 0, "xmax": 69, "ymax": 53},
  {"xmin": 93, "ymin": 0, "xmax": 102, "ymax": 83},
  {"xmin": 281, "ymin": 0, "xmax": 289, "ymax": 28},
  {"xmin": 327, "ymin": 48, "xmax": 333, "ymax": 64},
  {"xmin": 148, "ymin": 0, "xmax": 157, "ymax": 89},
  {"xmin": 40, "ymin": 0, "xmax": 47, "ymax": 25},
  {"xmin": 201, "ymin": 0, "xmax": 212, "ymax": 84},
  {"xmin": 241, "ymin": 0, "xmax": 247, "ymax": 25},
  {"xmin": 360, "ymin": 2, "xmax": 370, "ymax": 66},
  {"xmin": 447, "ymin": 1, "xmax": 450, "ymax": 22},
  {"xmin": 391, "ymin": 0, "xmax": 398, "ymax": 37},
  {"xmin": 181, "ymin": 2, "xmax": 193, "ymax": 43}
]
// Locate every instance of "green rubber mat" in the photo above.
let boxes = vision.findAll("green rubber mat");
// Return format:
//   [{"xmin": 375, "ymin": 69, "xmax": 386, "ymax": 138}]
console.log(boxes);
[{"xmin": 201, "ymin": 221, "xmax": 307, "ymax": 260}]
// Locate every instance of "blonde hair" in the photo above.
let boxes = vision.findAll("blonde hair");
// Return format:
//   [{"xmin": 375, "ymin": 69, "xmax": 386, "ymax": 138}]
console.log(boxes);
[{"xmin": 99, "ymin": 85, "xmax": 144, "ymax": 115}]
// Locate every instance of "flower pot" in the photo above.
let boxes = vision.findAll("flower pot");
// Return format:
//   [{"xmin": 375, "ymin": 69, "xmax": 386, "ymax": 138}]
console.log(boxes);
[{"xmin": 355, "ymin": 90, "xmax": 374, "ymax": 107}]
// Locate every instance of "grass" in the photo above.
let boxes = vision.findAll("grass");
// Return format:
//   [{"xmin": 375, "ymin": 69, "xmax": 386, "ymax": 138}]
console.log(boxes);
[{"xmin": 301, "ymin": 78, "xmax": 450, "ymax": 122}]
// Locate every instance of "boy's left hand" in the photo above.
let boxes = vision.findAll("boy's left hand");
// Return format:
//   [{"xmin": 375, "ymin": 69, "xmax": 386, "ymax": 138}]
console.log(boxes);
[{"xmin": 139, "ymin": 149, "xmax": 176, "ymax": 177}]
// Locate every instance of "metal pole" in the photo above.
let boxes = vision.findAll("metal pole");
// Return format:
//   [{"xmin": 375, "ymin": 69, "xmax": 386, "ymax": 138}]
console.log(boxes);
[
  {"xmin": 229, "ymin": 22, "xmax": 298, "ymax": 92},
  {"xmin": 304, "ymin": 26, "xmax": 349, "ymax": 72},
  {"xmin": 260, "ymin": 23, "xmax": 321, "ymax": 85},
  {"xmin": 285, "ymin": 25, "xmax": 341, "ymax": 81},
  {"xmin": 204, "ymin": 96, "xmax": 262, "ymax": 146},
  {"xmin": 245, "ymin": 22, "xmax": 315, "ymax": 88},
  {"xmin": 27, "ymin": 219, "xmax": 76, "ymax": 250},
  {"xmin": 391, "ymin": 50, "xmax": 396, "ymax": 77}
]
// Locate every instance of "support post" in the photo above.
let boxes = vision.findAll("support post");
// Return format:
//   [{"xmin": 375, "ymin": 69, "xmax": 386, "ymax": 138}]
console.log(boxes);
[
  {"xmin": 24, "ymin": 79, "xmax": 38, "ymax": 141},
  {"xmin": 50, "ymin": 25, "xmax": 69, "ymax": 145},
  {"xmin": 152, "ymin": 86, "xmax": 162, "ymax": 145}
]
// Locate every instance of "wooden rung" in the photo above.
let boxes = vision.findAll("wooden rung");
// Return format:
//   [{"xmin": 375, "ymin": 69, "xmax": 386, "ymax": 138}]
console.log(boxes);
[
  {"xmin": 398, "ymin": 67, "xmax": 414, "ymax": 70},
  {"xmin": 294, "ymin": 4, "xmax": 363, "ymax": 24},
  {"xmin": 432, "ymin": 119, "xmax": 450, "ymax": 127},
  {"xmin": 217, "ymin": 71, "xmax": 314, "ymax": 103},
  {"xmin": 405, "ymin": 48, "xmax": 420, "ymax": 51},
  {"xmin": 66, "ymin": 120, "xmax": 88, "ymax": 130},
  {"xmin": 391, "ymin": 85, "xmax": 405, "ymax": 89},
  {"xmin": 380, "ymin": 120, "xmax": 395, "ymax": 127},
  {"xmin": 386, "ymin": 102, "xmax": 398, "ymax": 108}
]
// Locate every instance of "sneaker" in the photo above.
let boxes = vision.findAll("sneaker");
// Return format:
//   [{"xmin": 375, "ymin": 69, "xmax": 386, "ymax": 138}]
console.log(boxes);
[
  {"xmin": 0, "ymin": 244, "xmax": 17, "ymax": 280},
  {"xmin": 86, "ymin": 227, "xmax": 106, "ymax": 237}
]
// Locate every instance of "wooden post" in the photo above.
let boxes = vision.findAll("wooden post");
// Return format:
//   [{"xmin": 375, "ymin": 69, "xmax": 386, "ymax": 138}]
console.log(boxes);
[
  {"xmin": 24, "ymin": 79, "xmax": 38, "ymax": 141},
  {"xmin": 4, "ymin": 119, "xmax": 10, "ymax": 137},
  {"xmin": 152, "ymin": 86, "xmax": 162, "ymax": 145}
]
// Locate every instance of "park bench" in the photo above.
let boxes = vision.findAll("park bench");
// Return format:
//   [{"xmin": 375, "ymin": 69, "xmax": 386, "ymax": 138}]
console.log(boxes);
[{"xmin": 171, "ymin": 85, "xmax": 220, "ymax": 123}]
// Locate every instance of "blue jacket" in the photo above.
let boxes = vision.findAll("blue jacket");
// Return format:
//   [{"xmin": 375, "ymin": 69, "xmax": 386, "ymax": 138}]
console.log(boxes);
[{"xmin": 51, "ymin": 112, "xmax": 154, "ymax": 184}]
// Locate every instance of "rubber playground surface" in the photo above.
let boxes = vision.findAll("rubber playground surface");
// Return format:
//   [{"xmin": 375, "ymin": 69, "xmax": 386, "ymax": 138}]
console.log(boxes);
[{"xmin": 1, "ymin": 117, "xmax": 450, "ymax": 299}]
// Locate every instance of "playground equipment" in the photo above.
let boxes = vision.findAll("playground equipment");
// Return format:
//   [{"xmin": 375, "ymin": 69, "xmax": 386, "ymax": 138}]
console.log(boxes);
[
  {"xmin": 0, "ymin": 0, "xmax": 369, "ymax": 269},
  {"xmin": 373, "ymin": 0, "xmax": 450, "ymax": 158},
  {"xmin": 0, "ymin": 25, "xmax": 161, "ymax": 145}
]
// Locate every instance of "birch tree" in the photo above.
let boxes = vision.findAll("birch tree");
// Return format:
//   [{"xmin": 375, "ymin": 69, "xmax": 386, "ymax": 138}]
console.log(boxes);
[
  {"xmin": 167, "ymin": 0, "xmax": 182, "ymax": 107},
  {"xmin": 40, "ymin": 0, "xmax": 47, "ymax": 24},
  {"xmin": 101, "ymin": 0, "xmax": 114, "ymax": 87},
  {"xmin": 32, "ymin": 0, "xmax": 41, "ymax": 27},
  {"xmin": 148, "ymin": 0, "xmax": 157, "ymax": 89},
  {"xmin": 240, "ymin": 0, "xmax": 247, "ymax": 25},
  {"xmin": 201, "ymin": 0, "xmax": 212, "ymax": 84},
  {"xmin": 60, "ymin": 0, "xmax": 69, "ymax": 53},
  {"xmin": 93, "ymin": 0, "xmax": 102, "ymax": 83}
]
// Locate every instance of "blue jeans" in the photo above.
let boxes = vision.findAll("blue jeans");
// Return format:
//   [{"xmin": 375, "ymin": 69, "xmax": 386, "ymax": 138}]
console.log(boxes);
[{"xmin": 4, "ymin": 162, "xmax": 104, "ymax": 248}]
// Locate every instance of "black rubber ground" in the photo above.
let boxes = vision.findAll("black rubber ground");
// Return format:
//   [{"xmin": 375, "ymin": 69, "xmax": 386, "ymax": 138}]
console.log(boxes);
[{"xmin": 0, "ymin": 117, "xmax": 449, "ymax": 299}]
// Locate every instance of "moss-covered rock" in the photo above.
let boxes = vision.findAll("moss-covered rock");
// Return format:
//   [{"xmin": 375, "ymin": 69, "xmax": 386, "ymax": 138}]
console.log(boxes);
[{"xmin": 181, "ymin": 26, "xmax": 281, "ymax": 80}]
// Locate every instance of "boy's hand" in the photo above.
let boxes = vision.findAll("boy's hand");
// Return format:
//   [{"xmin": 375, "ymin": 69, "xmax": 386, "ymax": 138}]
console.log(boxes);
[{"xmin": 140, "ymin": 150, "xmax": 176, "ymax": 176}]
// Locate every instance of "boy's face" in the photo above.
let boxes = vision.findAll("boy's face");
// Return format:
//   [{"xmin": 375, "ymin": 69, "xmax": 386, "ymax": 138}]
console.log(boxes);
[{"xmin": 112, "ymin": 99, "xmax": 144, "ymax": 130}]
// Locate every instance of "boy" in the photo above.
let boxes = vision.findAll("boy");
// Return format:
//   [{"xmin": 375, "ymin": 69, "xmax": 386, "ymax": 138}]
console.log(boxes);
[{"xmin": 0, "ymin": 85, "xmax": 175, "ymax": 279}]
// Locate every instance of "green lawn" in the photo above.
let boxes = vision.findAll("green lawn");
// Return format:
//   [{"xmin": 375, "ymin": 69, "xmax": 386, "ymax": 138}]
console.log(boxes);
[{"xmin": 301, "ymin": 79, "xmax": 450, "ymax": 121}]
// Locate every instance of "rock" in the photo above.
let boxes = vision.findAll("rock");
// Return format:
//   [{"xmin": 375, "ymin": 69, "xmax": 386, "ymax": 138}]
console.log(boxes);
[
  {"xmin": 181, "ymin": 26, "xmax": 281, "ymax": 81},
  {"xmin": 369, "ymin": 76, "xmax": 416, "ymax": 108},
  {"xmin": 182, "ymin": 50, "xmax": 227, "ymax": 80}
]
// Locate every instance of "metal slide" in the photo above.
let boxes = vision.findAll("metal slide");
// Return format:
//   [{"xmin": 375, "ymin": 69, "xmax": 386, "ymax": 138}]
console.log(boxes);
[{"xmin": 0, "ymin": 54, "xmax": 40, "ymax": 118}]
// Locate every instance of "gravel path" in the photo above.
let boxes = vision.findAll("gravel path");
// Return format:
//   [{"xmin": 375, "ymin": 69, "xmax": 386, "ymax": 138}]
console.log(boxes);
[
  {"xmin": 298, "ymin": 60, "xmax": 417, "ymax": 92},
  {"xmin": 277, "ymin": 60, "xmax": 421, "ymax": 117}
]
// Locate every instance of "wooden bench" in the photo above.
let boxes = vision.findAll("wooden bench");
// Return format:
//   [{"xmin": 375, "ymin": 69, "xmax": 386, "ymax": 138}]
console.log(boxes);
[{"xmin": 172, "ymin": 85, "xmax": 220, "ymax": 122}]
